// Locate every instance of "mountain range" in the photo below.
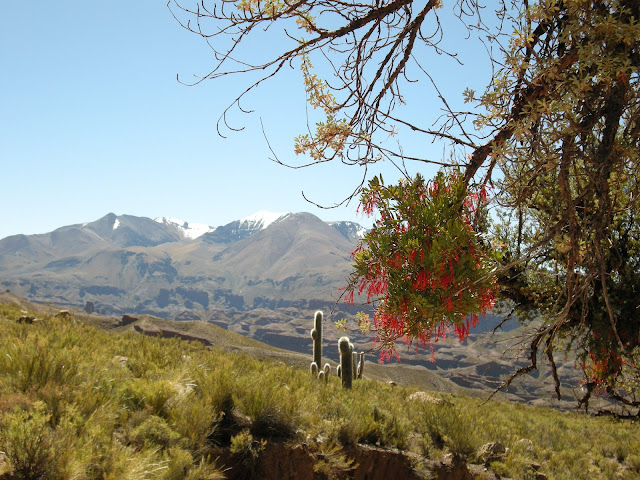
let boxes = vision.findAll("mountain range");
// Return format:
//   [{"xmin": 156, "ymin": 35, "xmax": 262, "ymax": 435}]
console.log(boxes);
[{"xmin": 0, "ymin": 211, "xmax": 364, "ymax": 316}]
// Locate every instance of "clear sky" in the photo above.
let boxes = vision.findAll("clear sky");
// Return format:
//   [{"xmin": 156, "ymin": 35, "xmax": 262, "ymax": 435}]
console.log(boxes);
[{"xmin": 0, "ymin": 2, "xmax": 492, "ymax": 240}]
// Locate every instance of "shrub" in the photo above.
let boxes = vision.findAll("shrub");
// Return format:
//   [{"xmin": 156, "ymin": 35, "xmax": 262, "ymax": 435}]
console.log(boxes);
[
  {"xmin": 0, "ymin": 402, "xmax": 54, "ymax": 480},
  {"xmin": 0, "ymin": 326, "xmax": 82, "ymax": 393},
  {"xmin": 119, "ymin": 378, "xmax": 177, "ymax": 417},
  {"xmin": 313, "ymin": 441, "xmax": 356, "ymax": 480},
  {"xmin": 162, "ymin": 448, "xmax": 226, "ymax": 480},
  {"xmin": 229, "ymin": 429, "xmax": 265, "ymax": 479},
  {"xmin": 163, "ymin": 447, "xmax": 194, "ymax": 480},
  {"xmin": 419, "ymin": 402, "xmax": 480, "ymax": 458},
  {"xmin": 167, "ymin": 394, "xmax": 220, "ymax": 451},
  {"xmin": 129, "ymin": 414, "xmax": 182, "ymax": 450},
  {"xmin": 234, "ymin": 373, "xmax": 300, "ymax": 440},
  {"xmin": 332, "ymin": 418, "xmax": 360, "ymax": 447},
  {"xmin": 359, "ymin": 404, "xmax": 408, "ymax": 449}
]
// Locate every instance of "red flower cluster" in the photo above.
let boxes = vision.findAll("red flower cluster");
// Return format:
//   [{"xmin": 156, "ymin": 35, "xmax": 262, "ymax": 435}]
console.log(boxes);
[{"xmin": 344, "ymin": 172, "xmax": 497, "ymax": 362}]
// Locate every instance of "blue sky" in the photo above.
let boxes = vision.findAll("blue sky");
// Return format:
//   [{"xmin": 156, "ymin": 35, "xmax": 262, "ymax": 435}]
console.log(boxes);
[{"xmin": 1, "ymin": 2, "xmax": 493, "ymax": 240}]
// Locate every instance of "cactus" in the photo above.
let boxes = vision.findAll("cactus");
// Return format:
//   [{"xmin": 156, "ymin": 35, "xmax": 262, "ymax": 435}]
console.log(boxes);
[
  {"xmin": 357, "ymin": 352, "xmax": 365, "ymax": 379},
  {"xmin": 337, "ymin": 365, "xmax": 342, "ymax": 378},
  {"xmin": 310, "ymin": 311, "xmax": 323, "ymax": 368},
  {"xmin": 323, "ymin": 363, "xmax": 331, "ymax": 377},
  {"xmin": 310, "ymin": 311, "xmax": 323, "ymax": 379},
  {"xmin": 338, "ymin": 336, "xmax": 353, "ymax": 389},
  {"xmin": 318, "ymin": 370, "xmax": 325, "ymax": 382}
]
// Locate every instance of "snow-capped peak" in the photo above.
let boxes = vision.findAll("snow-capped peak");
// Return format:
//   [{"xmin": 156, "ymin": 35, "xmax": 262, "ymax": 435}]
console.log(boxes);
[
  {"xmin": 326, "ymin": 220, "xmax": 369, "ymax": 243},
  {"xmin": 239, "ymin": 211, "xmax": 289, "ymax": 229},
  {"xmin": 154, "ymin": 216, "xmax": 215, "ymax": 240}
]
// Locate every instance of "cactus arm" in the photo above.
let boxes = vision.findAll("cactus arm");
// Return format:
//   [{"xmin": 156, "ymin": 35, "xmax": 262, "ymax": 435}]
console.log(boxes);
[
  {"xmin": 357, "ymin": 352, "xmax": 365, "ymax": 379},
  {"xmin": 352, "ymin": 351, "xmax": 358, "ymax": 380}
]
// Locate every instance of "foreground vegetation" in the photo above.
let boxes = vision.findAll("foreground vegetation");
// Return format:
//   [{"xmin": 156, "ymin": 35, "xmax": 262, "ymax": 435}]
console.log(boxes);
[{"xmin": 0, "ymin": 301, "xmax": 638, "ymax": 480}]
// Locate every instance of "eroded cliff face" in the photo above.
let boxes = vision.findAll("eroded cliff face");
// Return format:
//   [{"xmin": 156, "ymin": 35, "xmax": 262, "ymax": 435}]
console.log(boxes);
[{"xmin": 213, "ymin": 442, "xmax": 495, "ymax": 480}]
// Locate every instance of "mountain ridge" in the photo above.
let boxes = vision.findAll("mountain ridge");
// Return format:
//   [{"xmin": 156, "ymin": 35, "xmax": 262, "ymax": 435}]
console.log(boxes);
[{"xmin": 0, "ymin": 211, "xmax": 364, "ymax": 310}]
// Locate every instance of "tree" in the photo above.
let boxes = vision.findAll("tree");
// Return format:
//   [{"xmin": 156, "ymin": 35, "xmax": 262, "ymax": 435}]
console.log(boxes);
[{"xmin": 170, "ymin": 0, "xmax": 640, "ymax": 409}]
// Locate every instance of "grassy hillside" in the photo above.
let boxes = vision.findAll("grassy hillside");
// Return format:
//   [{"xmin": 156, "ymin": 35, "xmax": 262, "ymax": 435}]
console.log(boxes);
[{"xmin": 0, "ymin": 300, "xmax": 638, "ymax": 480}]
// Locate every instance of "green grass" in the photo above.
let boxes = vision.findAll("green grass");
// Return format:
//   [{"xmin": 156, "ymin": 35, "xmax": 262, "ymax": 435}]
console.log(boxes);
[{"xmin": 0, "ymin": 301, "xmax": 638, "ymax": 479}]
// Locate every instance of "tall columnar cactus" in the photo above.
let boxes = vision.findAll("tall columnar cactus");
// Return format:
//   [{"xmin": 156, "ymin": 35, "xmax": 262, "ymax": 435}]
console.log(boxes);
[
  {"xmin": 357, "ymin": 352, "xmax": 365, "ymax": 379},
  {"xmin": 311, "ymin": 311, "xmax": 323, "ymax": 370},
  {"xmin": 338, "ymin": 337, "xmax": 353, "ymax": 389}
]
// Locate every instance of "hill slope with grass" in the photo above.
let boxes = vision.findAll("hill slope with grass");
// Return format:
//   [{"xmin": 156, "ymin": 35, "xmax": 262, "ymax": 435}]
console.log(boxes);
[{"xmin": 0, "ymin": 298, "xmax": 638, "ymax": 480}]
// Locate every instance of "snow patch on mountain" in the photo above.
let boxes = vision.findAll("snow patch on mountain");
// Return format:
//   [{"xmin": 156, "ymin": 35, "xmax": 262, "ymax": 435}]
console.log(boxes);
[
  {"xmin": 240, "ymin": 211, "xmax": 289, "ymax": 229},
  {"xmin": 154, "ymin": 211, "xmax": 365, "ymax": 244},
  {"xmin": 154, "ymin": 216, "xmax": 215, "ymax": 240},
  {"xmin": 327, "ymin": 220, "xmax": 368, "ymax": 243},
  {"xmin": 112, "ymin": 218, "xmax": 120, "ymax": 230}
]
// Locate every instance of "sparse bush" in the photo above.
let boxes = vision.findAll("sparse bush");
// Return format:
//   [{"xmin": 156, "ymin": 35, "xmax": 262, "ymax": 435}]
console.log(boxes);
[
  {"xmin": 162, "ymin": 448, "xmax": 226, "ymax": 480},
  {"xmin": 333, "ymin": 418, "xmax": 360, "ymax": 447},
  {"xmin": 229, "ymin": 429, "xmax": 265, "ymax": 479},
  {"xmin": 313, "ymin": 441, "xmax": 356, "ymax": 480},
  {"xmin": 185, "ymin": 457, "xmax": 227, "ymax": 480},
  {"xmin": 419, "ymin": 402, "xmax": 480, "ymax": 458},
  {"xmin": 234, "ymin": 373, "xmax": 300, "ymax": 440},
  {"xmin": 354, "ymin": 404, "xmax": 409, "ymax": 448},
  {"xmin": 119, "ymin": 378, "xmax": 177, "ymax": 417},
  {"xmin": 0, "ymin": 402, "xmax": 54, "ymax": 480},
  {"xmin": 129, "ymin": 414, "xmax": 182, "ymax": 450},
  {"xmin": 119, "ymin": 335, "xmax": 189, "ymax": 379},
  {"xmin": 625, "ymin": 454, "xmax": 640, "ymax": 474},
  {"xmin": 167, "ymin": 394, "xmax": 220, "ymax": 451},
  {"xmin": 0, "ymin": 322, "xmax": 82, "ymax": 393},
  {"xmin": 163, "ymin": 447, "xmax": 194, "ymax": 480}
]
